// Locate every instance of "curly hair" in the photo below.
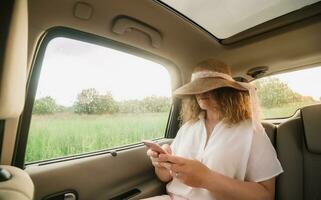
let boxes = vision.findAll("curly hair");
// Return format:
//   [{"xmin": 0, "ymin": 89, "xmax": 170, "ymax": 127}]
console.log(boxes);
[{"xmin": 180, "ymin": 87, "xmax": 251, "ymax": 125}]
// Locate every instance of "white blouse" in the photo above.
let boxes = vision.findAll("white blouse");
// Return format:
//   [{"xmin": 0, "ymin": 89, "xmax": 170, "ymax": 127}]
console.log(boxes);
[{"xmin": 166, "ymin": 116, "xmax": 283, "ymax": 200}]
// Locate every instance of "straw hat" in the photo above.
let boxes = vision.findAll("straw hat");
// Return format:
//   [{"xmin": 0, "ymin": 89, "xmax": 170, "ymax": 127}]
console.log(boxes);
[{"xmin": 174, "ymin": 59, "xmax": 247, "ymax": 97}]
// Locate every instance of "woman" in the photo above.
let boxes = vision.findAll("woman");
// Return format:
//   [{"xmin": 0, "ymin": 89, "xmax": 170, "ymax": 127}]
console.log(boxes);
[{"xmin": 145, "ymin": 59, "xmax": 283, "ymax": 200}]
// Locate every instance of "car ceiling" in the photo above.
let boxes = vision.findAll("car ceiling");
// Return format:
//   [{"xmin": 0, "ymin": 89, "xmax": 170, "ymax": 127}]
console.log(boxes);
[{"xmin": 28, "ymin": 0, "xmax": 321, "ymax": 82}]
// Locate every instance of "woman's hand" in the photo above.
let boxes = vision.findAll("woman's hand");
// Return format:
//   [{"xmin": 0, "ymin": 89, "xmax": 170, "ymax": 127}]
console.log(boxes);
[
  {"xmin": 158, "ymin": 154, "xmax": 212, "ymax": 188},
  {"xmin": 146, "ymin": 144, "xmax": 173, "ymax": 182},
  {"xmin": 159, "ymin": 154, "xmax": 275, "ymax": 200},
  {"xmin": 146, "ymin": 144, "xmax": 172, "ymax": 169}
]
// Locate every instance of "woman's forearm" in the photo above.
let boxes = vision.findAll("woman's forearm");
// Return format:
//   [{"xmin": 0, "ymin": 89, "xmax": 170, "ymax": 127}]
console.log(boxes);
[
  {"xmin": 202, "ymin": 171, "xmax": 273, "ymax": 200},
  {"xmin": 155, "ymin": 167, "xmax": 172, "ymax": 182}
]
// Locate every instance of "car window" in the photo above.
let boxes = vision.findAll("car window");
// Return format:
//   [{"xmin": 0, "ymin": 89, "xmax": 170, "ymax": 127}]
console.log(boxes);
[
  {"xmin": 158, "ymin": 0, "xmax": 319, "ymax": 38},
  {"xmin": 253, "ymin": 66, "xmax": 321, "ymax": 119},
  {"xmin": 25, "ymin": 37, "xmax": 172, "ymax": 163}
]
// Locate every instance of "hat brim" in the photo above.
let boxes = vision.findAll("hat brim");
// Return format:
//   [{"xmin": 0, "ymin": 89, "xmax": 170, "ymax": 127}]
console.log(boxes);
[{"xmin": 174, "ymin": 77, "xmax": 247, "ymax": 97}]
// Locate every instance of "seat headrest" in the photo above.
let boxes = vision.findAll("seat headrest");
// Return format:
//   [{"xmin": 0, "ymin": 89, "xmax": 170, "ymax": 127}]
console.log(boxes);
[
  {"xmin": 301, "ymin": 104, "xmax": 321, "ymax": 154},
  {"xmin": 0, "ymin": 165, "xmax": 34, "ymax": 200}
]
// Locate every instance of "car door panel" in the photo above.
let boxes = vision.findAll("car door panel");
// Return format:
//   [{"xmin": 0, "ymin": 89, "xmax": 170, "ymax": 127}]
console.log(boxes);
[{"xmin": 26, "ymin": 139, "xmax": 172, "ymax": 200}]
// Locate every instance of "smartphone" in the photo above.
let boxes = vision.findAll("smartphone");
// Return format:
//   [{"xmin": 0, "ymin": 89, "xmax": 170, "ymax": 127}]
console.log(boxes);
[{"xmin": 142, "ymin": 140, "xmax": 167, "ymax": 154}]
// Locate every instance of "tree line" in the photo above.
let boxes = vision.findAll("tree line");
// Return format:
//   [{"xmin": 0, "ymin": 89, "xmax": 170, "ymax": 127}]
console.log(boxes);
[
  {"xmin": 33, "ymin": 88, "xmax": 171, "ymax": 114},
  {"xmin": 33, "ymin": 78, "xmax": 318, "ymax": 115},
  {"xmin": 253, "ymin": 78, "xmax": 316, "ymax": 108}
]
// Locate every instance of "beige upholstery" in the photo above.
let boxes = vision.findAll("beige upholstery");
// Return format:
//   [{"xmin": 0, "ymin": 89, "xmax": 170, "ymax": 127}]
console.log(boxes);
[
  {"xmin": 0, "ymin": 165, "xmax": 34, "ymax": 200},
  {"xmin": 262, "ymin": 122, "xmax": 276, "ymax": 146},
  {"xmin": 0, "ymin": 0, "xmax": 28, "ymax": 118},
  {"xmin": 276, "ymin": 104, "xmax": 321, "ymax": 200},
  {"xmin": 301, "ymin": 104, "xmax": 321, "ymax": 153}
]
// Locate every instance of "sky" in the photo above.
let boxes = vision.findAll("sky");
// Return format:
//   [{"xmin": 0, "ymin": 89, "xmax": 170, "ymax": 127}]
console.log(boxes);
[
  {"xmin": 36, "ymin": 37, "xmax": 321, "ymax": 106},
  {"xmin": 160, "ymin": 0, "xmax": 319, "ymax": 38},
  {"xmin": 262, "ymin": 67, "xmax": 321, "ymax": 101},
  {"xmin": 36, "ymin": 37, "xmax": 172, "ymax": 106}
]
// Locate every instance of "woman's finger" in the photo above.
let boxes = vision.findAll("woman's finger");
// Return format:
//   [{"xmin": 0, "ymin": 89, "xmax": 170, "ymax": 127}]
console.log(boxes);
[
  {"xmin": 150, "ymin": 156, "xmax": 160, "ymax": 163},
  {"xmin": 159, "ymin": 154, "xmax": 186, "ymax": 165},
  {"xmin": 162, "ymin": 144, "xmax": 172, "ymax": 154},
  {"xmin": 174, "ymin": 172, "xmax": 183, "ymax": 179},
  {"xmin": 152, "ymin": 156, "xmax": 171, "ymax": 164},
  {"xmin": 152, "ymin": 161, "xmax": 161, "ymax": 167},
  {"xmin": 147, "ymin": 149, "xmax": 159, "ymax": 158},
  {"xmin": 159, "ymin": 162, "xmax": 171, "ymax": 169},
  {"xmin": 170, "ymin": 170, "xmax": 184, "ymax": 179},
  {"xmin": 170, "ymin": 163, "xmax": 184, "ymax": 172}
]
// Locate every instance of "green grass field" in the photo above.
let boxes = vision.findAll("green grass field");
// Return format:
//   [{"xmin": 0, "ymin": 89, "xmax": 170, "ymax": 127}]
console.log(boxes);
[
  {"xmin": 26, "ymin": 112, "xmax": 169, "ymax": 163},
  {"xmin": 26, "ymin": 102, "xmax": 318, "ymax": 163},
  {"xmin": 261, "ymin": 102, "xmax": 316, "ymax": 119}
]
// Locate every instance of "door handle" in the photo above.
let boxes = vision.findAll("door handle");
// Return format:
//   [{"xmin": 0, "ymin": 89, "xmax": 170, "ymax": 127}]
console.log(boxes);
[
  {"xmin": 64, "ymin": 192, "xmax": 77, "ymax": 200},
  {"xmin": 43, "ymin": 190, "xmax": 78, "ymax": 200},
  {"xmin": 112, "ymin": 16, "xmax": 162, "ymax": 48}
]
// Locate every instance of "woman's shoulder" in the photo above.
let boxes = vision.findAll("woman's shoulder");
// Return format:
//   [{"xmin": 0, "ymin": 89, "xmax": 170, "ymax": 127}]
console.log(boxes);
[
  {"xmin": 229, "ymin": 119, "xmax": 270, "ymax": 137},
  {"xmin": 178, "ymin": 119, "xmax": 202, "ymax": 133},
  {"xmin": 183, "ymin": 119, "xmax": 202, "ymax": 128},
  {"xmin": 225, "ymin": 119, "xmax": 252, "ymax": 130},
  {"xmin": 174, "ymin": 120, "xmax": 201, "ymax": 142}
]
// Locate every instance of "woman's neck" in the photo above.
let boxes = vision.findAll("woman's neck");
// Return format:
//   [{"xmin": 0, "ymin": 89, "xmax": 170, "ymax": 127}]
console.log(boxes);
[
  {"xmin": 203, "ymin": 109, "xmax": 219, "ymax": 135},
  {"xmin": 203, "ymin": 110, "xmax": 221, "ymax": 147},
  {"xmin": 205, "ymin": 109, "xmax": 220, "ymax": 125}
]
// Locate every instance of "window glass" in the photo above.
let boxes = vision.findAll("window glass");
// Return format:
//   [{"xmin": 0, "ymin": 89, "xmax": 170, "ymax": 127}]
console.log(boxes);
[
  {"xmin": 159, "ymin": 0, "xmax": 319, "ymax": 38},
  {"xmin": 253, "ymin": 66, "xmax": 321, "ymax": 119},
  {"xmin": 26, "ymin": 37, "xmax": 172, "ymax": 163}
]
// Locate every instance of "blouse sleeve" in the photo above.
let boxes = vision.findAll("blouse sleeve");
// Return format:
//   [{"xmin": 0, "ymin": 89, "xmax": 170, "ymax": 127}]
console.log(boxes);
[{"xmin": 245, "ymin": 129, "xmax": 284, "ymax": 182}]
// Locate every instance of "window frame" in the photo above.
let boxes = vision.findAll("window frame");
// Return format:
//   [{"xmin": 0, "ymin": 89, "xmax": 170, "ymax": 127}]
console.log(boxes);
[{"xmin": 12, "ymin": 27, "xmax": 181, "ymax": 168}]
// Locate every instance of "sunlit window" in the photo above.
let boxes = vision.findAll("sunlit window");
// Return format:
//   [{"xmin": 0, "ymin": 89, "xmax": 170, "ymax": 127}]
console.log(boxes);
[
  {"xmin": 159, "ymin": 0, "xmax": 319, "ymax": 38},
  {"xmin": 26, "ymin": 37, "xmax": 172, "ymax": 163},
  {"xmin": 253, "ymin": 66, "xmax": 321, "ymax": 119}
]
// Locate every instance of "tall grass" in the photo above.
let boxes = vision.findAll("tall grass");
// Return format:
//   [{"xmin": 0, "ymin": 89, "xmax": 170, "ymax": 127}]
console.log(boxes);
[
  {"xmin": 261, "ymin": 102, "xmax": 318, "ymax": 119},
  {"xmin": 26, "ymin": 102, "xmax": 319, "ymax": 163},
  {"xmin": 26, "ymin": 112, "xmax": 169, "ymax": 163}
]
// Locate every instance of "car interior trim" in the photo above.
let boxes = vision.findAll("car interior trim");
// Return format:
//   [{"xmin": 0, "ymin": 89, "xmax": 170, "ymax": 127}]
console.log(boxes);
[
  {"xmin": 12, "ymin": 27, "xmax": 180, "ymax": 169},
  {"xmin": 0, "ymin": 121, "xmax": 5, "ymax": 162}
]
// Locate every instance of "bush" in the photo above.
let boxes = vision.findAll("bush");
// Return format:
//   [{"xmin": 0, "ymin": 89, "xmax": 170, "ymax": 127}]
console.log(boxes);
[
  {"xmin": 254, "ymin": 78, "xmax": 315, "ymax": 108},
  {"xmin": 118, "ymin": 96, "xmax": 171, "ymax": 113},
  {"xmin": 33, "ymin": 96, "xmax": 57, "ymax": 114},
  {"xmin": 118, "ymin": 100, "xmax": 142, "ymax": 113},
  {"xmin": 141, "ymin": 96, "xmax": 171, "ymax": 112},
  {"xmin": 56, "ymin": 105, "xmax": 69, "ymax": 113},
  {"xmin": 74, "ymin": 88, "xmax": 118, "ymax": 114}
]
